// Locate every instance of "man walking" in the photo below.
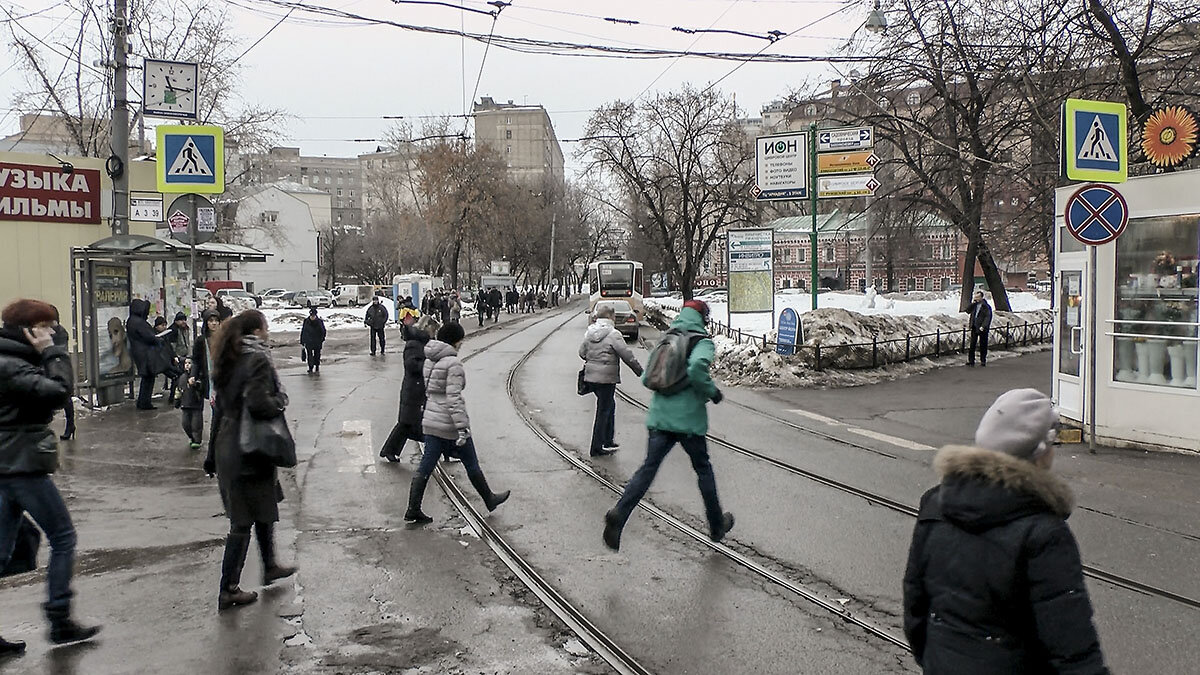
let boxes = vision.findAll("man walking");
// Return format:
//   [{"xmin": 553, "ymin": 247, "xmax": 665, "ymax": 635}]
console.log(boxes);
[
  {"xmin": 965, "ymin": 290, "xmax": 992, "ymax": 367},
  {"xmin": 365, "ymin": 296, "xmax": 389, "ymax": 356},
  {"xmin": 603, "ymin": 299, "xmax": 734, "ymax": 551}
]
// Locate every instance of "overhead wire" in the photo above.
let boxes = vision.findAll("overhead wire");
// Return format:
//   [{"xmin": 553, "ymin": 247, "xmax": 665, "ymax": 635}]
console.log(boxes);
[{"xmin": 632, "ymin": 0, "xmax": 743, "ymax": 102}]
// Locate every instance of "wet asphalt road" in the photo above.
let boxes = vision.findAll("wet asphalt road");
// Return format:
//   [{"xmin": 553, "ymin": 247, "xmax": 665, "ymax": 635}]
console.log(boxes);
[{"xmin": 2, "ymin": 301, "xmax": 1197, "ymax": 673}]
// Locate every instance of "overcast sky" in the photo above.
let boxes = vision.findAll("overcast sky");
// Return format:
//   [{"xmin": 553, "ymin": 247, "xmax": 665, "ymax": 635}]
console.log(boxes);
[{"xmin": 2, "ymin": 0, "xmax": 872, "ymax": 176}]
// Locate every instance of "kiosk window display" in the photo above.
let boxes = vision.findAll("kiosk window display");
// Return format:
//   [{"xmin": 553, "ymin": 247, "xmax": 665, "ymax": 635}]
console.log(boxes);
[{"xmin": 1112, "ymin": 214, "xmax": 1200, "ymax": 389}]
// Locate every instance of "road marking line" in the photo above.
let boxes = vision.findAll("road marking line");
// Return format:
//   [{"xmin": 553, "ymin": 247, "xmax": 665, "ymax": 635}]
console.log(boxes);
[
  {"xmin": 339, "ymin": 419, "xmax": 377, "ymax": 473},
  {"xmin": 786, "ymin": 409, "xmax": 842, "ymax": 426},
  {"xmin": 844, "ymin": 427, "xmax": 935, "ymax": 452}
]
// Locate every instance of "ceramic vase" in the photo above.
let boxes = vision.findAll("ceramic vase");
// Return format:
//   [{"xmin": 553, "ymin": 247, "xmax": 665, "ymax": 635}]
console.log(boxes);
[
  {"xmin": 1115, "ymin": 337, "xmax": 1137, "ymax": 381},
  {"xmin": 1167, "ymin": 343, "xmax": 1187, "ymax": 386},
  {"xmin": 1134, "ymin": 341, "xmax": 1150, "ymax": 383},
  {"xmin": 1185, "ymin": 344, "xmax": 1197, "ymax": 387},
  {"xmin": 1146, "ymin": 339, "xmax": 1169, "ymax": 385}
]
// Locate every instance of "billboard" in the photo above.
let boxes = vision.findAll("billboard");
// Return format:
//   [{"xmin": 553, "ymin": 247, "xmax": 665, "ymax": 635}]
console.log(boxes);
[
  {"xmin": 727, "ymin": 229, "xmax": 774, "ymax": 315},
  {"xmin": 90, "ymin": 262, "xmax": 135, "ymax": 386}
]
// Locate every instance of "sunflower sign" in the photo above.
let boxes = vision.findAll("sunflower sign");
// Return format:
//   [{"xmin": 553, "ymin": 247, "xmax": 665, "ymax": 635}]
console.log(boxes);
[{"xmin": 1141, "ymin": 106, "xmax": 1200, "ymax": 169}]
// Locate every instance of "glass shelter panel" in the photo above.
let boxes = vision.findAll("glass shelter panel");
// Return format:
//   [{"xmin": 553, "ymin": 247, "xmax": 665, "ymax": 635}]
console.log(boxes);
[{"xmin": 1112, "ymin": 215, "xmax": 1199, "ymax": 389}]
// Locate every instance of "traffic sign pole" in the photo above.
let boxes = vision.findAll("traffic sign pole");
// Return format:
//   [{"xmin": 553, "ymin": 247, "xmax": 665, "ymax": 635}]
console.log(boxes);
[
  {"xmin": 809, "ymin": 122, "xmax": 819, "ymax": 311},
  {"xmin": 1088, "ymin": 245, "xmax": 1097, "ymax": 454}
]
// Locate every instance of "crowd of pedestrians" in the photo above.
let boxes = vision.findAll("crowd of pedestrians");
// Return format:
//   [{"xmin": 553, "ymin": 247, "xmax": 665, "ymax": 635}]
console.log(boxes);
[{"xmin": 0, "ymin": 282, "xmax": 1110, "ymax": 674}]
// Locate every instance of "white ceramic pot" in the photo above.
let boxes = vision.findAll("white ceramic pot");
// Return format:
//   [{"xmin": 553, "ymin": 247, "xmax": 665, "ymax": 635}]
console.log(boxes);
[
  {"xmin": 1115, "ymin": 337, "xmax": 1136, "ymax": 381},
  {"xmin": 1146, "ymin": 339, "xmax": 1169, "ymax": 385},
  {"xmin": 1134, "ymin": 341, "xmax": 1150, "ymax": 383},
  {"xmin": 1167, "ymin": 343, "xmax": 1187, "ymax": 386},
  {"xmin": 1184, "ymin": 344, "xmax": 1198, "ymax": 388}
]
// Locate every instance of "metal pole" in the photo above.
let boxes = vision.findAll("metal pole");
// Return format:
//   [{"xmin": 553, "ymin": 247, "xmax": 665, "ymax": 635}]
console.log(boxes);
[
  {"xmin": 1088, "ymin": 245, "xmax": 1098, "ymax": 453},
  {"xmin": 864, "ymin": 198, "xmax": 874, "ymax": 290},
  {"xmin": 189, "ymin": 195, "xmax": 198, "ymax": 327},
  {"xmin": 548, "ymin": 210, "xmax": 557, "ymax": 291},
  {"xmin": 809, "ymin": 122, "xmax": 819, "ymax": 310},
  {"xmin": 110, "ymin": 0, "xmax": 131, "ymax": 236}
]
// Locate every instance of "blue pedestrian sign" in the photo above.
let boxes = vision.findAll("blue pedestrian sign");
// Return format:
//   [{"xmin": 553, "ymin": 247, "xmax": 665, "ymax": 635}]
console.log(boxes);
[
  {"xmin": 1064, "ymin": 184, "xmax": 1128, "ymax": 246},
  {"xmin": 1062, "ymin": 99, "xmax": 1127, "ymax": 183},
  {"xmin": 776, "ymin": 307, "xmax": 802, "ymax": 356},
  {"xmin": 156, "ymin": 125, "xmax": 225, "ymax": 194}
]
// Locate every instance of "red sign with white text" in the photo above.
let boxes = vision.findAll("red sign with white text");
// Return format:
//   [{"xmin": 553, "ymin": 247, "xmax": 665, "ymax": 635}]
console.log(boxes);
[{"xmin": 0, "ymin": 161, "xmax": 102, "ymax": 225}]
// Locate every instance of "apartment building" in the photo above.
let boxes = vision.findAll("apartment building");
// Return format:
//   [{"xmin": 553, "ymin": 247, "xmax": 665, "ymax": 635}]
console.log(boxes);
[
  {"xmin": 472, "ymin": 97, "xmax": 564, "ymax": 187},
  {"xmin": 241, "ymin": 147, "xmax": 363, "ymax": 229}
]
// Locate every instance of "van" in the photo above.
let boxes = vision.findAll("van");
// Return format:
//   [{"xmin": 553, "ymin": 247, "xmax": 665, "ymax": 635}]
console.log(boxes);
[{"xmin": 332, "ymin": 285, "xmax": 374, "ymax": 307}]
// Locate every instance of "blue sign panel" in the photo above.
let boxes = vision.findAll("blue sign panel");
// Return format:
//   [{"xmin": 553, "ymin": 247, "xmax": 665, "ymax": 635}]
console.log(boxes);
[
  {"xmin": 1064, "ymin": 184, "xmax": 1128, "ymax": 246},
  {"xmin": 776, "ymin": 307, "xmax": 801, "ymax": 356},
  {"xmin": 1072, "ymin": 110, "xmax": 1122, "ymax": 173}
]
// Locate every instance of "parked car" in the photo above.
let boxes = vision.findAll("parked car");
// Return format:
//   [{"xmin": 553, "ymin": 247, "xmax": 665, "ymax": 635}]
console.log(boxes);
[
  {"xmin": 779, "ymin": 288, "xmax": 805, "ymax": 295},
  {"xmin": 650, "ymin": 289, "xmax": 674, "ymax": 298},
  {"xmin": 594, "ymin": 299, "xmax": 639, "ymax": 341},
  {"xmin": 695, "ymin": 287, "xmax": 727, "ymax": 298},
  {"xmin": 217, "ymin": 288, "xmax": 261, "ymax": 311},
  {"xmin": 290, "ymin": 290, "xmax": 332, "ymax": 308},
  {"xmin": 193, "ymin": 287, "xmax": 213, "ymax": 303},
  {"xmin": 331, "ymin": 284, "xmax": 374, "ymax": 307},
  {"xmin": 260, "ymin": 288, "xmax": 289, "ymax": 307},
  {"xmin": 700, "ymin": 290, "xmax": 728, "ymax": 303}
]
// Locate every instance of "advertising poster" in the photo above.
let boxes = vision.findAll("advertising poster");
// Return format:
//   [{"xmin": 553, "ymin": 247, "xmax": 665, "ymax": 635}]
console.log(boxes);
[
  {"xmin": 728, "ymin": 229, "xmax": 775, "ymax": 315},
  {"xmin": 92, "ymin": 263, "xmax": 135, "ymax": 385}
]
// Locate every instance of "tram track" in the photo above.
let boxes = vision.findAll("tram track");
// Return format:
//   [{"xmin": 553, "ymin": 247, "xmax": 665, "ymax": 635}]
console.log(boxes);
[
  {"xmin": 423, "ymin": 304, "xmax": 655, "ymax": 675},
  {"xmin": 610, "ymin": 385, "xmax": 1200, "ymax": 612},
  {"xmin": 506, "ymin": 311, "xmax": 913, "ymax": 653}
]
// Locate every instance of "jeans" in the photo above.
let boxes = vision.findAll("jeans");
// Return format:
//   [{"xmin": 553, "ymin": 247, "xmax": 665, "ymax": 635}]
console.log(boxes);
[
  {"xmin": 589, "ymin": 384, "xmax": 616, "ymax": 454},
  {"xmin": 0, "ymin": 476, "xmax": 77, "ymax": 614},
  {"xmin": 137, "ymin": 373, "xmax": 156, "ymax": 408},
  {"xmin": 969, "ymin": 328, "xmax": 989, "ymax": 364},
  {"xmin": 610, "ymin": 430, "xmax": 724, "ymax": 533},
  {"xmin": 417, "ymin": 435, "xmax": 482, "ymax": 478},
  {"xmin": 307, "ymin": 348, "xmax": 322, "ymax": 371},
  {"xmin": 370, "ymin": 328, "xmax": 386, "ymax": 354}
]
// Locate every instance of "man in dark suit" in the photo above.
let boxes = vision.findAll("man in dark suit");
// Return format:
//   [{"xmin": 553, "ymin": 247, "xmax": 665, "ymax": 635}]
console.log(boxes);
[{"xmin": 966, "ymin": 290, "xmax": 993, "ymax": 367}]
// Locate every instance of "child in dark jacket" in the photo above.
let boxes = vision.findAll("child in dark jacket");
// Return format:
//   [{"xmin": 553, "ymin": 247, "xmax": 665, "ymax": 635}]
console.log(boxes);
[{"xmin": 177, "ymin": 357, "xmax": 204, "ymax": 449}]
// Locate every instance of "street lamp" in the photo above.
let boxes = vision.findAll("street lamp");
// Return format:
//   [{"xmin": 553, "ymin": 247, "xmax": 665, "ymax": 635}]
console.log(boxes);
[{"xmin": 865, "ymin": 0, "xmax": 888, "ymax": 34}]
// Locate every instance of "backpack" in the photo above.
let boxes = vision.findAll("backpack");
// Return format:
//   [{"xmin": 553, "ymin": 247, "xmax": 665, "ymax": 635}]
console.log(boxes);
[{"xmin": 643, "ymin": 329, "xmax": 705, "ymax": 395}]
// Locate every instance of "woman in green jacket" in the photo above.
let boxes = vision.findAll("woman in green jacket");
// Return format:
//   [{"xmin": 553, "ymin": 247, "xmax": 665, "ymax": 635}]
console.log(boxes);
[{"xmin": 602, "ymin": 300, "xmax": 734, "ymax": 551}]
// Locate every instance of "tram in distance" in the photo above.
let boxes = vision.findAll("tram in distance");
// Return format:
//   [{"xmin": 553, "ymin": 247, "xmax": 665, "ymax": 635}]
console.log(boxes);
[{"xmin": 588, "ymin": 259, "xmax": 645, "ymax": 321}]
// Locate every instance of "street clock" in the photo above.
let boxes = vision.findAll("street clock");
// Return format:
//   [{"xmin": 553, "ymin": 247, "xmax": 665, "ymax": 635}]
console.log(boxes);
[{"xmin": 143, "ymin": 59, "xmax": 199, "ymax": 120}]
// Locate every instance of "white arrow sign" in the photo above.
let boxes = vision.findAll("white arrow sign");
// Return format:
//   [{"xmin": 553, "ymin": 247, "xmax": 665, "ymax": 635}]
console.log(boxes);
[{"xmin": 818, "ymin": 174, "xmax": 882, "ymax": 199}]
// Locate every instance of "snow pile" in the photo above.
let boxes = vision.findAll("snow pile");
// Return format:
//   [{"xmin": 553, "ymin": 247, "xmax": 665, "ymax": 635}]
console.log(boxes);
[{"xmin": 710, "ymin": 307, "xmax": 1052, "ymax": 386}]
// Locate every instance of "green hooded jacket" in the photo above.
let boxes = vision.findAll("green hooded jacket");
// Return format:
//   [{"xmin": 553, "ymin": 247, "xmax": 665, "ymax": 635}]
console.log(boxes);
[{"xmin": 642, "ymin": 307, "xmax": 719, "ymax": 436}]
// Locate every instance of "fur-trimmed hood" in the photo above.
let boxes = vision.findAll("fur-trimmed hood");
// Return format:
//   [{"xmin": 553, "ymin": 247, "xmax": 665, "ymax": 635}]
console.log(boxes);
[{"xmin": 930, "ymin": 445, "xmax": 1074, "ymax": 531}]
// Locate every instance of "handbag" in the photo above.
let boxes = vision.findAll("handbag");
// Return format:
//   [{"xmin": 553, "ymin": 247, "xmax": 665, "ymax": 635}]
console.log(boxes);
[
  {"xmin": 238, "ymin": 403, "xmax": 297, "ymax": 468},
  {"xmin": 301, "ymin": 347, "xmax": 307, "ymax": 363},
  {"xmin": 577, "ymin": 368, "xmax": 593, "ymax": 396},
  {"xmin": 0, "ymin": 516, "xmax": 40, "ymax": 577}
]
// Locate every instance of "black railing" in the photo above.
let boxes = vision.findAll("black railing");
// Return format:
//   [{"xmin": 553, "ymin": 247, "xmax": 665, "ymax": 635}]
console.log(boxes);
[{"xmin": 703, "ymin": 318, "xmax": 1053, "ymax": 371}]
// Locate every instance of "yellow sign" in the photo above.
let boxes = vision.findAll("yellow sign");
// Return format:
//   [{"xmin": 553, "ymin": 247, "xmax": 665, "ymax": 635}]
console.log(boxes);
[
  {"xmin": 817, "ymin": 151, "xmax": 879, "ymax": 175},
  {"xmin": 155, "ymin": 125, "xmax": 225, "ymax": 194},
  {"xmin": 1062, "ymin": 99, "xmax": 1126, "ymax": 183}
]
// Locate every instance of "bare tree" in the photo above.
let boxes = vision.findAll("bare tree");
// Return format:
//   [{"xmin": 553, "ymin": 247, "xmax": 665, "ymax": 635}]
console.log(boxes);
[{"xmin": 582, "ymin": 86, "xmax": 756, "ymax": 300}]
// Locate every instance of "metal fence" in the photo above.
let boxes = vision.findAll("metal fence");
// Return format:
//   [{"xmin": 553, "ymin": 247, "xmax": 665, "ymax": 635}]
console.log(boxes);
[{"xmin": 704, "ymin": 318, "xmax": 1054, "ymax": 371}]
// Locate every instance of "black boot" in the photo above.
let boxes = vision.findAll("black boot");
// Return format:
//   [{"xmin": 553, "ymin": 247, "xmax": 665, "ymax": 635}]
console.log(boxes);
[
  {"xmin": 379, "ymin": 425, "xmax": 404, "ymax": 462},
  {"xmin": 467, "ymin": 470, "xmax": 510, "ymax": 512},
  {"xmin": 710, "ymin": 512, "xmax": 735, "ymax": 544},
  {"xmin": 46, "ymin": 607, "xmax": 101, "ymax": 646},
  {"xmin": 0, "ymin": 636, "xmax": 26, "ymax": 655},
  {"xmin": 255, "ymin": 522, "xmax": 297, "ymax": 586},
  {"xmin": 603, "ymin": 509, "xmax": 624, "ymax": 551},
  {"xmin": 404, "ymin": 475, "xmax": 433, "ymax": 523},
  {"xmin": 218, "ymin": 530, "xmax": 257, "ymax": 610}
]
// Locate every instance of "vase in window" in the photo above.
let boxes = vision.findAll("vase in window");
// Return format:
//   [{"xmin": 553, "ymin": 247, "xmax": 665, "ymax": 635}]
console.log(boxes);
[
  {"xmin": 1134, "ymin": 339, "xmax": 1151, "ymax": 383},
  {"xmin": 1115, "ymin": 303, "xmax": 1139, "ymax": 381},
  {"xmin": 1146, "ymin": 338, "xmax": 1170, "ymax": 384}
]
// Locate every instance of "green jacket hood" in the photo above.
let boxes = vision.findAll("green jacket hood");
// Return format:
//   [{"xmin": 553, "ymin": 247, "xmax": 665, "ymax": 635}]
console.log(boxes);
[{"xmin": 671, "ymin": 307, "xmax": 709, "ymax": 334}]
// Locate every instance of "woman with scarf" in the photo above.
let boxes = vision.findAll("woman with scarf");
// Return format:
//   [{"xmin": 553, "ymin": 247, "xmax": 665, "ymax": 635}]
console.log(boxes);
[{"xmin": 204, "ymin": 310, "xmax": 296, "ymax": 610}]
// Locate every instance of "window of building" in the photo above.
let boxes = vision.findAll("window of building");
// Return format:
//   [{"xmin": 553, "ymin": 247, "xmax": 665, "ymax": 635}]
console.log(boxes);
[
  {"xmin": 349, "ymin": 190, "xmax": 355, "ymax": 197},
  {"xmin": 506, "ymin": 145, "xmax": 511, "ymax": 154},
  {"xmin": 916, "ymin": 277, "xmax": 927, "ymax": 291},
  {"xmin": 906, "ymin": 91, "xmax": 922, "ymax": 106},
  {"xmin": 797, "ymin": 248, "xmax": 806, "ymax": 263},
  {"xmin": 805, "ymin": 104, "xmax": 817, "ymax": 117},
  {"xmin": 1112, "ymin": 214, "xmax": 1199, "ymax": 390},
  {"xmin": 505, "ymin": 129, "xmax": 512, "ymax": 139},
  {"xmin": 325, "ymin": 176, "xmax": 331, "ymax": 185},
  {"xmin": 858, "ymin": 278, "xmax": 866, "ymax": 292},
  {"xmin": 260, "ymin": 211, "xmax": 278, "ymax": 224},
  {"xmin": 904, "ymin": 277, "xmax": 914, "ymax": 291},
  {"xmin": 824, "ymin": 244, "xmax": 835, "ymax": 263},
  {"xmin": 506, "ymin": 116, "xmax": 512, "ymax": 124},
  {"xmin": 337, "ymin": 189, "xmax": 342, "ymax": 196}
]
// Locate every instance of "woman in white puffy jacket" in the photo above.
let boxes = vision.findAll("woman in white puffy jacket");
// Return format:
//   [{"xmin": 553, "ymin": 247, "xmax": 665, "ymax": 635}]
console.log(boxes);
[
  {"xmin": 579, "ymin": 304, "xmax": 643, "ymax": 457},
  {"xmin": 403, "ymin": 322, "xmax": 510, "ymax": 523}
]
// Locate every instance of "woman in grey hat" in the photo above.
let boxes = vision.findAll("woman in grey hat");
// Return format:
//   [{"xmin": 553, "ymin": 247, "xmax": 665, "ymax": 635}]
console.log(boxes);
[{"xmin": 902, "ymin": 388, "xmax": 1108, "ymax": 674}]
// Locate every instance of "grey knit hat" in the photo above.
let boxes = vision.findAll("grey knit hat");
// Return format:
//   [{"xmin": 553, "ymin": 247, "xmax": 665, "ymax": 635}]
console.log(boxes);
[{"xmin": 974, "ymin": 389, "xmax": 1058, "ymax": 460}]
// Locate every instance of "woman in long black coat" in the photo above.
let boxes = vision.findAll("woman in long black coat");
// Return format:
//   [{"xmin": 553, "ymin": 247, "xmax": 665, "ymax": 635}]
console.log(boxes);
[
  {"xmin": 380, "ymin": 315, "xmax": 439, "ymax": 462},
  {"xmin": 204, "ymin": 310, "xmax": 296, "ymax": 610}
]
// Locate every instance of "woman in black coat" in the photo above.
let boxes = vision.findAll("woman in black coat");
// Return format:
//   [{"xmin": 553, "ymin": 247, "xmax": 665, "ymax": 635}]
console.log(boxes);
[
  {"xmin": 903, "ymin": 389, "xmax": 1107, "ymax": 675},
  {"xmin": 0, "ymin": 299, "xmax": 101, "ymax": 652},
  {"xmin": 299, "ymin": 308, "xmax": 326, "ymax": 374},
  {"xmin": 126, "ymin": 299, "xmax": 159, "ymax": 410},
  {"xmin": 204, "ymin": 310, "xmax": 296, "ymax": 610},
  {"xmin": 380, "ymin": 315, "xmax": 438, "ymax": 462}
]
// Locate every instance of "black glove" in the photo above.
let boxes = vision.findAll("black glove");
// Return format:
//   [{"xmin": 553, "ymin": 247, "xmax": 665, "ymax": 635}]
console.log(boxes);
[
  {"xmin": 203, "ymin": 456, "xmax": 215, "ymax": 476},
  {"xmin": 712, "ymin": 389, "xmax": 724, "ymax": 404}
]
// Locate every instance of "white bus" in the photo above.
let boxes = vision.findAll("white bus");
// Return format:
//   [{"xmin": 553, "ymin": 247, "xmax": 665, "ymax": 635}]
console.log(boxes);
[{"xmin": 588, "ymin": 260, "xmax": 645, "ymax": 320}]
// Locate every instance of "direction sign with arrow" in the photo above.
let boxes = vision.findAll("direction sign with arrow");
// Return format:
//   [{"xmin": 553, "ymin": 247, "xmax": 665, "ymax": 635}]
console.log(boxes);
[
  {"xmin": 818, "ymin": 174, "xmax": 882, "ymax": 199},
  {"xmin": 817, "ymin": 150, "xmax": 880, "ymax": 175},
  {"xmin": 816, "ymin": 126, "xmax": 874, "ymax": 152}
]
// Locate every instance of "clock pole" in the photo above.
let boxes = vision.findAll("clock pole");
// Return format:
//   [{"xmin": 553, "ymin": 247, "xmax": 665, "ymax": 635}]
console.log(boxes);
[{"xmin": 109, "ymin": 0, "xmax": 131, "ymax": 235}]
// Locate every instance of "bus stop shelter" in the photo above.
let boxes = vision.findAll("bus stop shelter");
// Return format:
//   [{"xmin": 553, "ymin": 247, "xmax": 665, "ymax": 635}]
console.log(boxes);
[{"xmin": 70, "ymin": 234, "xmax": 271, "ymax": 405}]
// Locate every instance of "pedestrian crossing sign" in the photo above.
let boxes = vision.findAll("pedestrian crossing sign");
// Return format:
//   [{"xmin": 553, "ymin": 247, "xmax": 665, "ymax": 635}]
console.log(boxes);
[
  {"xmin": 156, "ymin": 125, "xmax": 224, "ymax": 193},
  {"xmin": 1062, "ymin": 99, "xmax": 1127, "ymax": 183}
]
